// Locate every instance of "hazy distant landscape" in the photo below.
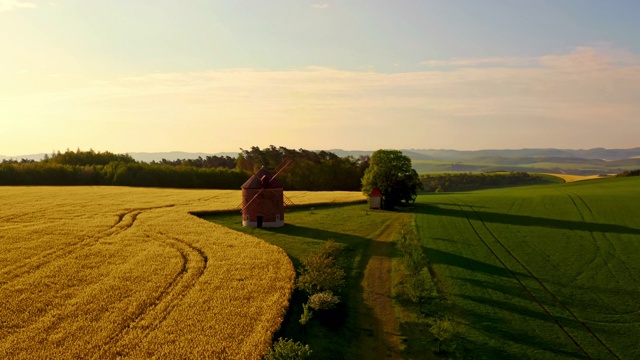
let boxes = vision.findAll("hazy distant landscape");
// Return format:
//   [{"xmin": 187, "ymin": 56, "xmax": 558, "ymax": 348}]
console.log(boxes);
[{"xmin": 3, "ymin": 147, "xmax": 639, "ymax": 176}]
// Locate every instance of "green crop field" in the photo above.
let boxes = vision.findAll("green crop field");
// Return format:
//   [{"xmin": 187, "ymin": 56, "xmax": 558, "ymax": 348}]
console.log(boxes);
[{"xmin": 414, "ymin": 177, "xmax": 640, "ymax": 359}]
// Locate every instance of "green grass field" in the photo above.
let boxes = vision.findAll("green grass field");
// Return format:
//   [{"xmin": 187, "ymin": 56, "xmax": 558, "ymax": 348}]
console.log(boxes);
[
  {"xmin": 204, "ymin": 177, "xmax": 640, "ymax": 359},
  {"xmin": 204, "ymin": 202, "xmax": 397, "ymax": 359},
  {"xmin": 414, "ymin": 177, "xmax": 640, "ymax": 359}
]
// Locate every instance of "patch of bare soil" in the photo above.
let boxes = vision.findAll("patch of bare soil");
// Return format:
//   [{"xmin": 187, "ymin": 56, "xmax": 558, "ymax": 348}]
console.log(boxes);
[{"xmin": 356, "ymin": 213, "xmax": 410, "ymax": 360}]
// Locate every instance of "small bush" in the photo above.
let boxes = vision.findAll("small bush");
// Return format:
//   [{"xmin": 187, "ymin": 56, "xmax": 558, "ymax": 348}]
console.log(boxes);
[
  {"xmin": 309, "ymin": 291, "xmax": 340, "ymax": 310},
  {"xmin": 299, "ymin": 302, "xmax": 313, "ymax": 326},
  {"xmin": 397, "ymin": 233, "xmax": 426, "ymax": 275},
  {"xmin": 296, "ymin": 241, "xmax": 346, "ymax": 295},
  {"xmin": 429, "ymin": 318, "xmax": 456, "ymax": 354},
  {"xmin": 405, "ymin": 269, "xmax": 438, "ymax": 313},
  {"xmin": 264, "ymin": 338, "xmax": 312, "ymax": 360}
]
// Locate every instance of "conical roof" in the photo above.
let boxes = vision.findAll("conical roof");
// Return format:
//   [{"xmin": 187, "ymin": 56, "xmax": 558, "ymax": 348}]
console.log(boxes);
[{"xmin": 241, "ymin": 167, "xmax": 284, "ymax": 189}]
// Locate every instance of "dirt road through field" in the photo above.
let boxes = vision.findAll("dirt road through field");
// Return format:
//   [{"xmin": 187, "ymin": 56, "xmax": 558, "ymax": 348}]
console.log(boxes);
[{"xmin": 356, "ymin": 213, "xmax": 410, "ymax": 359}]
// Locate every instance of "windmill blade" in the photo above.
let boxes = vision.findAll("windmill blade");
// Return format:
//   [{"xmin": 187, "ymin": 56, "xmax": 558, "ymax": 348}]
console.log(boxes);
[
  {"xmin": 283, "ymin": 194, "xmax": 295, "ymax": 207},
  {"xmin": 240, "ymin": 188, "xmax": 265, "ymax": 210},
  {"xmin": 270, "ymin": 158, "xmax": 292, "ymax": 181}
]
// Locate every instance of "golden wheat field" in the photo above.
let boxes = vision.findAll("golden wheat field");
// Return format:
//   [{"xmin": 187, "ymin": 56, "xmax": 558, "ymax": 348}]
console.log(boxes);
[{"xmin": 0, "ymin": 186, "xmax": 365, "ymax": 359}]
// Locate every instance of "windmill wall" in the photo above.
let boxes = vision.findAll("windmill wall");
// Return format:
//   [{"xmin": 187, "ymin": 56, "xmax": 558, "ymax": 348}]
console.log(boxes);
[{"xmin": 241, "ymin": 188, "xmax": 285, "ymax": 228}]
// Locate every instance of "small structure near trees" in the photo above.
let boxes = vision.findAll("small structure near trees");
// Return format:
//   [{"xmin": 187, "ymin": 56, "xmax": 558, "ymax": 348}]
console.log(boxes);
[
  {"xmin": 369, "ymin": 187, "xmax": 382, "ymax": 209},
  {"xmin": 361, "ymin": 149, "xmax": 423, "ymax": 209}
]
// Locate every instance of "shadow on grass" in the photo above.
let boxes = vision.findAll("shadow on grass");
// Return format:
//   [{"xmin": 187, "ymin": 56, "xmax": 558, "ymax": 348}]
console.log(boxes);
[
  {"xmin": 424, "ymin": 246, "xmax": 523, "ymax": 278},
  {"xmin": 454, "ymin": 312, "xmax": 585, "ymax": 359},
  {"xmin": 411, "ymin": 203, "xmax": 640, "ymax": 235},
  {"xmin": 264, "ymin": 224, "xmax": 395, "ymax": 259},
  {"xmin": 199, "ymin": 203, "xmax": 395, "ymax": 359}
]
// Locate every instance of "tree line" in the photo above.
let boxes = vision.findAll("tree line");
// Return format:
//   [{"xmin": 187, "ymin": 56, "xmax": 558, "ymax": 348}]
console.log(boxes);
[
  {"xmin": 0, "ymin": 147, "xmax": 368, "ymax": 191},
  {"xmin": 152, "ymin": 156, "xmax": 236, "ymax": 169},
  {"xmin": 420, "ymin": 171, "xmax": 547, "ymax": 192},
  {"xmin": 616, "ymin": 169, "xmax": 640, "ymax": 177},
  {"xmin": 236, "ymin": 146, "xmax": 369, "ymax": 191}
]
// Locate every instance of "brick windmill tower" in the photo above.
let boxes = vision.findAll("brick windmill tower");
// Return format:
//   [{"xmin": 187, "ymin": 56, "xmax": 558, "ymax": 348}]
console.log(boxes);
[{"xmin": 240, "ymin": 159, "xmax": 294, "ymax": 228}]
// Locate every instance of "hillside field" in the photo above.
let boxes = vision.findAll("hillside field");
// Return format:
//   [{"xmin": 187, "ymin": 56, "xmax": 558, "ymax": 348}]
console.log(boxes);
[
  {"xmin": 410, "ymin": 158, "xmax": 640, "ymax": 175},
  {"xmin": 0, "ymin": 187, "xmax": 364, "ymax": 359},
  {"xmin": 203, "ymin": 176, "xmax": 640, "ymax": 359},
  {"xmin": 414, "ymin": 177, "xmax": 640, "ymax": 358}
]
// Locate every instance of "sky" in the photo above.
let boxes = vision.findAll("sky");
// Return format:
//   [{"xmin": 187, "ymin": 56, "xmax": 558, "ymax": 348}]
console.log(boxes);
[{"xmin": 1, "ymin": 0, "xmax": 639, "ymax": 155}]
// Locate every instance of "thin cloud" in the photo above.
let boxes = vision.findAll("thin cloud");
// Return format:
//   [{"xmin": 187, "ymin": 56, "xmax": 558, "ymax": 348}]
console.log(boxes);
[
  {"xmin": 422, "ymin": 46, "xmax": 640, "ymax": 70},
  {"xmin": 2, "ymin": 47, "xmax": 639, "ymax": 151},
  {"xmin": 311, "ymin": 3, "xmax": 329, "ymax": 9},
  {"xmin": 422, "ymin": 57, "xmax": 535, "ymax": 68},
  {"xmin": 0, "ymin": 0, "xmax": 38, "ymax": 12}
]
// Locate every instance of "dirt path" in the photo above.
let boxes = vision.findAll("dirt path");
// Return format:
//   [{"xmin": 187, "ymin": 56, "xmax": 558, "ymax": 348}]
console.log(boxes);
[{"xmin": 356, "ymin": 213, "xmax": 411, "ymax": 360}]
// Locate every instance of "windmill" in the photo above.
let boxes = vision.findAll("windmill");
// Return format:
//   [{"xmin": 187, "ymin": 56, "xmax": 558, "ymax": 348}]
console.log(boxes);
[{"xmin": 239, "ymin": 158, "xmax": 294, "ymax": 228}]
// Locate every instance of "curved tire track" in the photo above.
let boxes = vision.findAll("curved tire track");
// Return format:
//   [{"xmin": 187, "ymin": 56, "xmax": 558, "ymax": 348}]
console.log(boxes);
[
  {"xmin": 95, "ymin": 229, "xmax": 208, "ymax": 358},
  {"xmin": 0, "ymin": 205, "xmax": 175, "ymax": 290}
]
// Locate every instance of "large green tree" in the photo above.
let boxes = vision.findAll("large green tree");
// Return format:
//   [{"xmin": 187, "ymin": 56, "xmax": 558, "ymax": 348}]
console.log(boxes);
[{"xmin": 361, "ymin": 149, "xmax": 422, "ymax": 209}]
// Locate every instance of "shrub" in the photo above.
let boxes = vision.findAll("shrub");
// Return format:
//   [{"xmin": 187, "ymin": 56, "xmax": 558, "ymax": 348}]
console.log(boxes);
[
  {"xmin": 429, "ymin": 318, "xmax": 456, "ymax": 354},
  {"xmin": 397, "ymin": 233, "xmax": 426, "ymax": 275},
  {"xmin": 264, "ymin": 338, "xmax": 312, "ymax": 360},
  {"xmin": 299, "ymin": 302, "xmax": 313, "ymax": 326},
  {"xmin": 296, "ymin": 241, "xmax": 346, "ymax": 295},
  {"xmin": 308, "ymin": 291, "xmax": 340, "ymax": 310},
  {"xmin": 405, "ymin": 269, "xmax": 438, "ymax": 313}
]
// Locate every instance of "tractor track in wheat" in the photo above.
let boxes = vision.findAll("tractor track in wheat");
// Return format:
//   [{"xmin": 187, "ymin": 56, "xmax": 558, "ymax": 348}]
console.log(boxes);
[
  {"xmin": 0, "ymin": 205, "xmax": 175, "ymax": 291},
  {"xmin": 95, "ymin": 228, "xmax": 208, "ymax": 358}
]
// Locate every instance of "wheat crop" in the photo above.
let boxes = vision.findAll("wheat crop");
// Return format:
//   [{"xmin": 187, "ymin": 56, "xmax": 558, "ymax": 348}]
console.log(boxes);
[{"xmin": 0, "ymin": 186, "xmax": 364, "ymax": 359}]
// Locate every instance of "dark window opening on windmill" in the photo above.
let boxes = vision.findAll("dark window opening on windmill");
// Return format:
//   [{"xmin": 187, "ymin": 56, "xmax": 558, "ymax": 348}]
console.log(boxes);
[
  {"xmin": 245, "ymin": 215, "xmax": 250, "ymax": 221},
  {"xmin": 276, "ymin": 214, "xmax": 280, "ymax": 222},
  {"xmin": 257, "ymin": 216, "xmax": 263, "ymax": 228}
]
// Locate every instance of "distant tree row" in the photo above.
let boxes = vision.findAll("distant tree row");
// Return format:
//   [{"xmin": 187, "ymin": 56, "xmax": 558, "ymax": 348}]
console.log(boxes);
[
  {"xmin": 43, "ymin": 148, "xmax": 135, "ymax": 166},
  {"xmin": 236, "ymin": 146, "xmax": 369, "ymax": 191},
  {"xmin": 152, "ymin": 156, "xmax": 236, "ymax": 169},
  {"xmin": 616, "ymin": 169, "xmax": 640, "ymax": 177},
  {"xmin": 421, "ymin": 172, "xmax": 545, "ymax": 192},
  {"xmin": 0, "ymin": 161, "xmax": 247, "ymax": 188},
  {"xmin": 0, "ymin": 147, "xmax": 369, "ymax": 191}
]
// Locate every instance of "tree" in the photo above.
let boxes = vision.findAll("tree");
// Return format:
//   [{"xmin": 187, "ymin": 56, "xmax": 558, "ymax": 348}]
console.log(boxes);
[{"xmin": 361, "ymin": 149, "xmax": 422, "ymax": 209}]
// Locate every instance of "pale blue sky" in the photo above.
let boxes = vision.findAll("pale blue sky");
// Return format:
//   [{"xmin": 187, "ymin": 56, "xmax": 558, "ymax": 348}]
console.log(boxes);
[{"xmin": 1, "ymin": 0, "xmax": 639, "ymax": 155}]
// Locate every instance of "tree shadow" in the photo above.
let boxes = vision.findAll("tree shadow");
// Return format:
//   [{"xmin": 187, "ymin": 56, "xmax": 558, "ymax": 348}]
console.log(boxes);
[
  {"xmin": 262, "ymin": 223, "xmax": 396, "ymax": 359},
  {"xmin": 411, "ymin": 203, "xmax": 640, "ymax": 235},
  {"xmin": 264, "ymin": 224, "xmax": 396, "ymax": 260},
  {"xmin": 424, "ymin": 246, "xmax": 525, "ymax": 278}
]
